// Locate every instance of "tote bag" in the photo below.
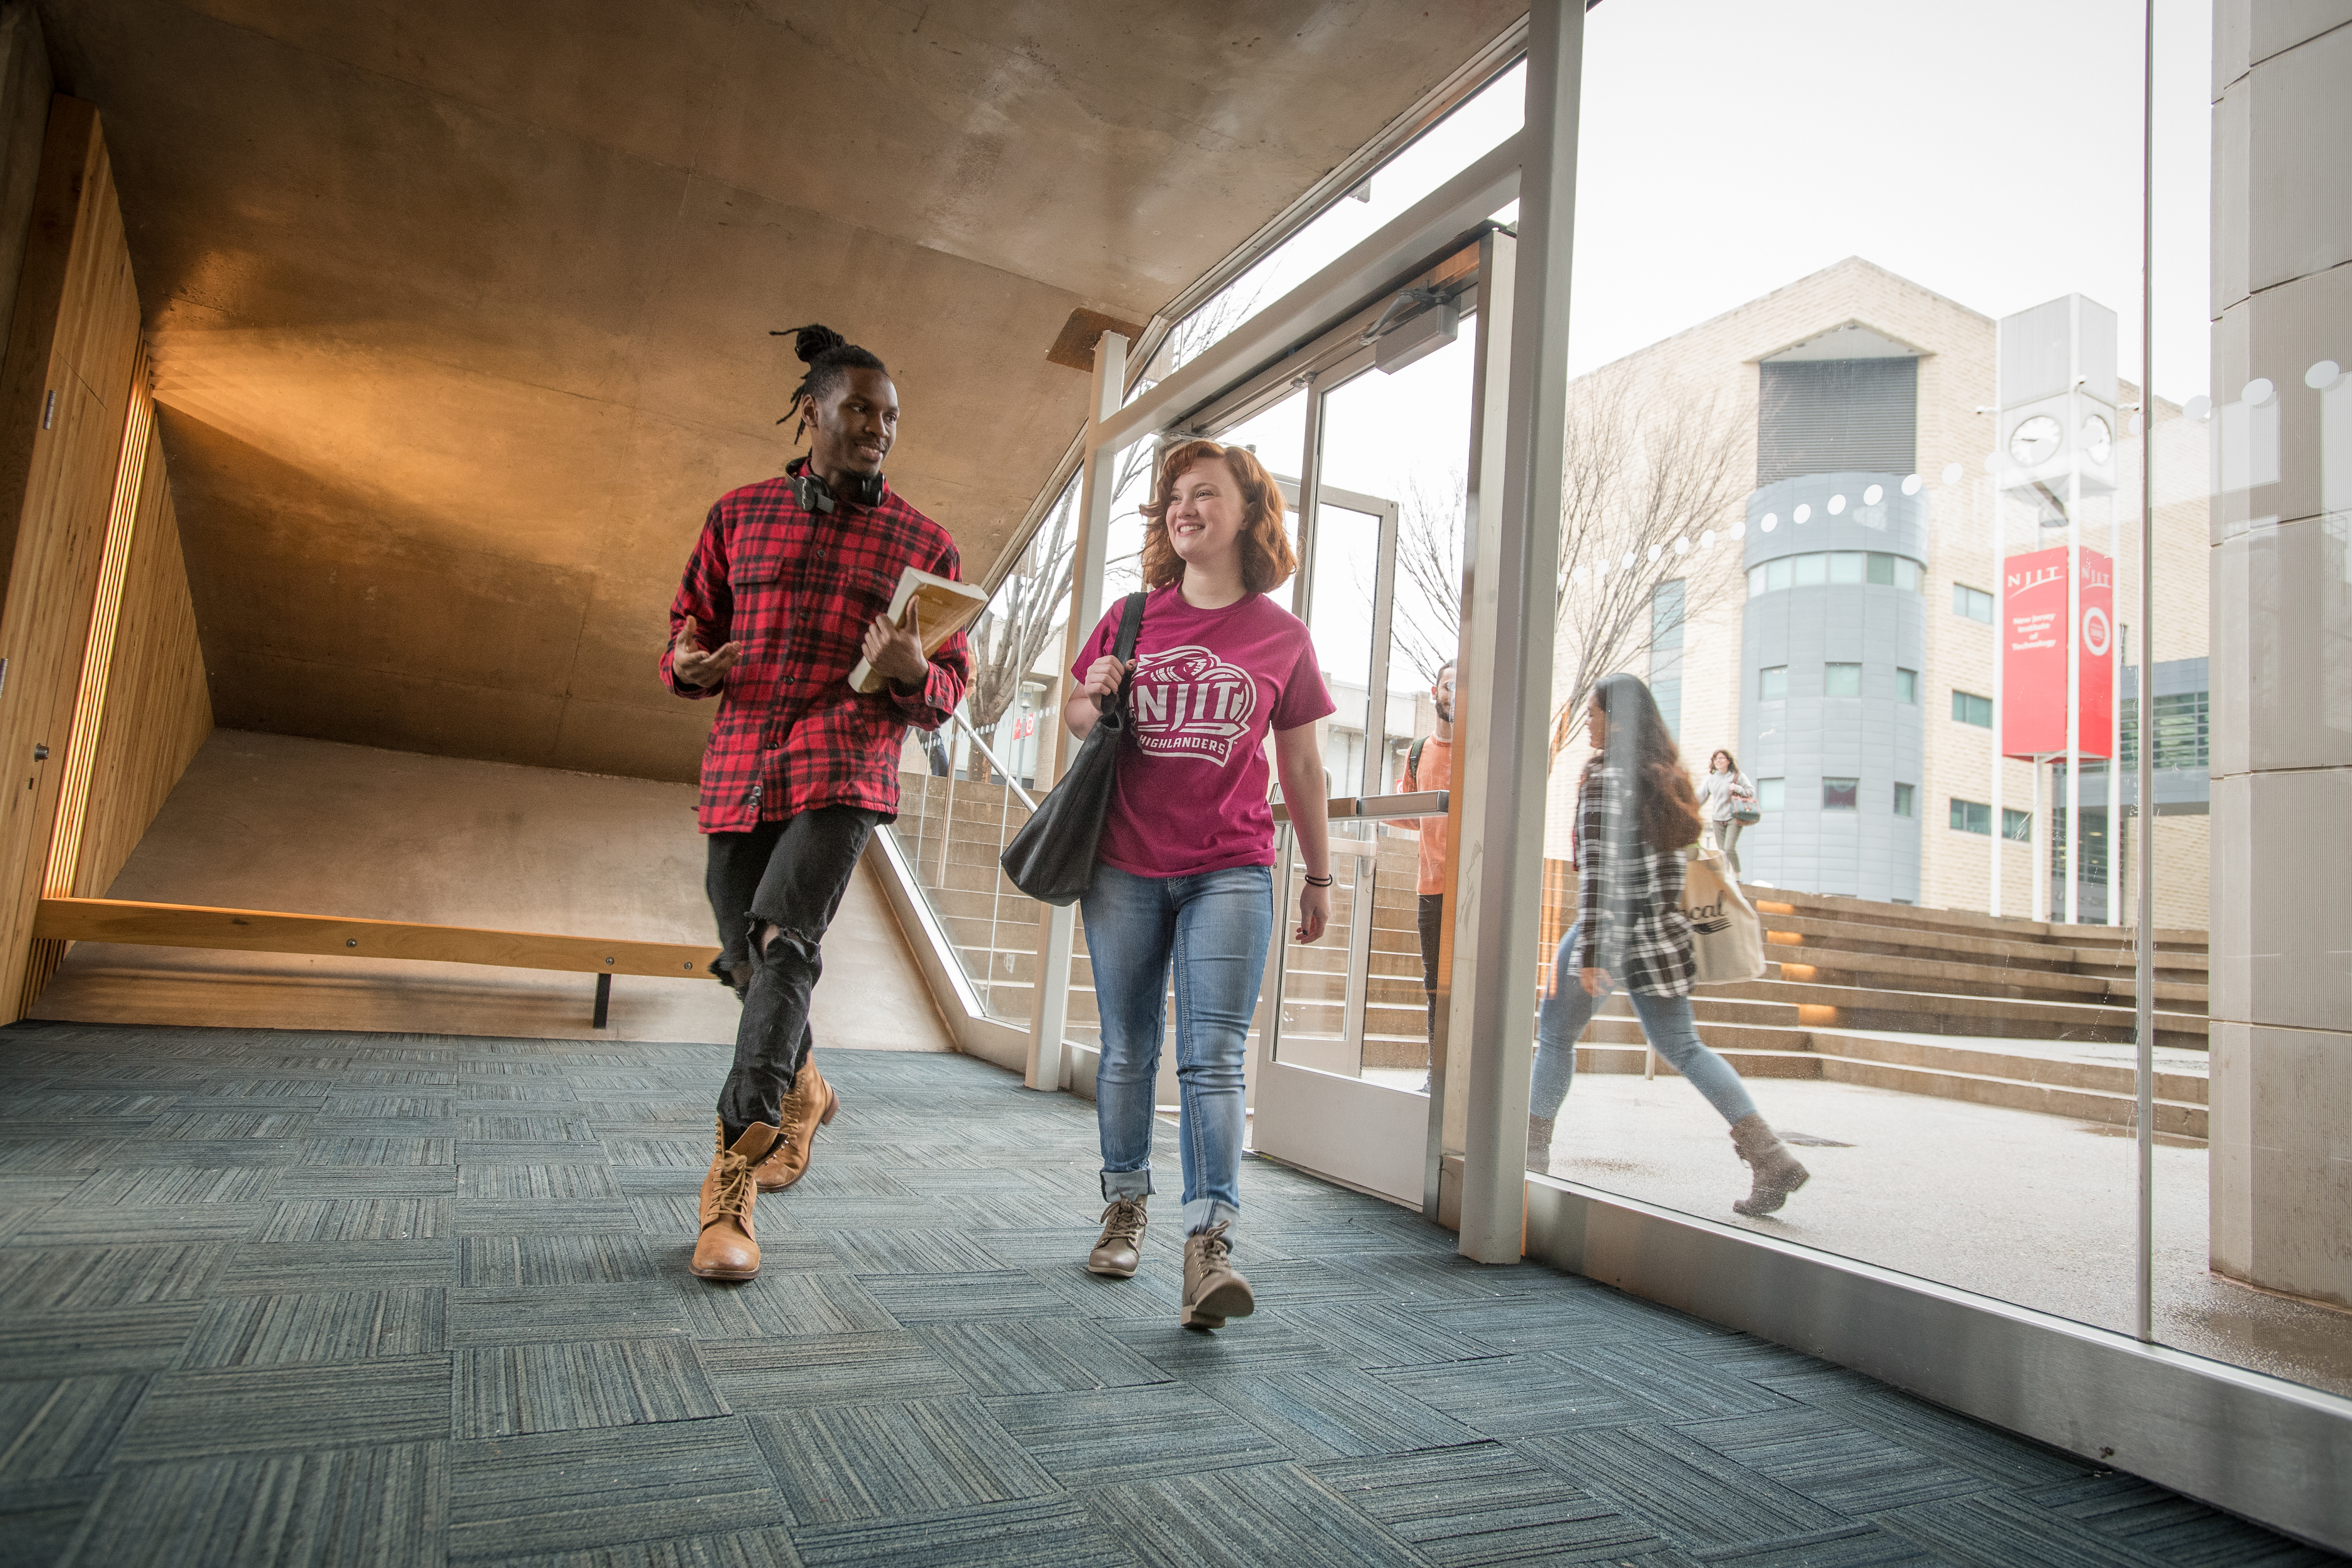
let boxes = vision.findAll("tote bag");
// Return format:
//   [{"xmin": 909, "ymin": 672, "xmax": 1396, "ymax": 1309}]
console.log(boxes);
[
  {"xmin": 999, "ymin": 593, "xmax": 1145, "ymax": 906},
  {"xmin": 1682, "ymin": 846, "xmax": 1766, "ymax": 984}
]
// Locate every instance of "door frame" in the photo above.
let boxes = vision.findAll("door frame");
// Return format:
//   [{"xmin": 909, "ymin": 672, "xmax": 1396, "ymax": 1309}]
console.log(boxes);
[{"xmin": 1232, "ymin": 232, "xmax": 1512, "ymax": 1209}]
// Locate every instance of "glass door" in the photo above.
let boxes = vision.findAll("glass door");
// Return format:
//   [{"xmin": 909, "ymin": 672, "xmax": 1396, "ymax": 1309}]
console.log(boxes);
[
  {"xmin": 1239, "ymin": 234, "xmax": 1498, "ymax": 1207},
  {"xmin": 1262, "ymin": 488, "xmax": 1397, "ymax": 1083}
]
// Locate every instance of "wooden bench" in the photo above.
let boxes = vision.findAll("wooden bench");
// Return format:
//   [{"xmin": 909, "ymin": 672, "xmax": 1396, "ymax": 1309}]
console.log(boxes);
[{"xmin": 33, "ymin": 897, "xmax": 722, "ymax": 1028}]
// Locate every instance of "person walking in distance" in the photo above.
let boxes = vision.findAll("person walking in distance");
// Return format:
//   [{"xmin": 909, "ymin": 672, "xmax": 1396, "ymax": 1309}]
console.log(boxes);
[
  {"xmin": 663, "ymin": 324, "xmax": 971, "ymax": 1281},
  {"xmin": 1067, "ymin": 439, "xmax": 1334, "ymax": 1329},
  {"xmin": 1525, "ymin": 675, "xmax": 1810, "ymax": 1217},
  {"xmin": 1391, "ymin": 661, "xmax": 1455, "ymax": 1090},
  {"xmin": 1696, "ymin": 748, "xmax": 1755, "ymax": 877}
]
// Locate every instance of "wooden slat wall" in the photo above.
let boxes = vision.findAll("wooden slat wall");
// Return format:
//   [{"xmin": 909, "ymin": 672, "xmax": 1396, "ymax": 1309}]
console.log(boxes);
[
  {"xmin": 0, "ymin": 100, "xmax": 143, "ymax": 1021},
  {"xmin": 67, "ymin": 421, "xmax": 210, "ymax": 898}
]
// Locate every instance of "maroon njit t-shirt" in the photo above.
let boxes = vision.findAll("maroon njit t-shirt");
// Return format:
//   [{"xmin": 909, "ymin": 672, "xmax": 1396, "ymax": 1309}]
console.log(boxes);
[{"xmin": 1075, "ymin": 585, "xmax": 1334, "ymax": 879}]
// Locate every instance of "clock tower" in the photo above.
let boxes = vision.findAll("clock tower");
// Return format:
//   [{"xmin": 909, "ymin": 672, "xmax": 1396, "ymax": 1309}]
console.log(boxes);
[{"xmin": 1989, "ymin": 294, "xmax": 2125, "ymax": 926}]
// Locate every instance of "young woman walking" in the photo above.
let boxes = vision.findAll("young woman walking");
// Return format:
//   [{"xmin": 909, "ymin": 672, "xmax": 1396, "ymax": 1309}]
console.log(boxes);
[
  {"xmin": 1696, "ymin": 748, "xmax": 1755, "ymax": 876},
  {"xmin": 1064, "ymin": 438, "xmax": 1333, "ymax": 1329},
  {"xmin": 1527, "ymin": 675, "xmax": 1811, "ymax": 1217}
]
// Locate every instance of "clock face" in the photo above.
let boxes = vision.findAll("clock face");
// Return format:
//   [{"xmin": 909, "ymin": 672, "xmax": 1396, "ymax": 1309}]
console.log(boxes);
[
  {"xmin": 2009, "ymin": 414, "xmax": 2063, "ymax": 467},
  {"xmin": 2080, "ymin": 414, "xmax": 2112, "ymax": 464}
]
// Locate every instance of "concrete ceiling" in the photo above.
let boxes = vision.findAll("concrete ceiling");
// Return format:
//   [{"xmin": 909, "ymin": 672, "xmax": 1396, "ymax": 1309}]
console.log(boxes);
[{"xmin": 37, "ymin": 0, "xmax": 1519, "ymax": 781}]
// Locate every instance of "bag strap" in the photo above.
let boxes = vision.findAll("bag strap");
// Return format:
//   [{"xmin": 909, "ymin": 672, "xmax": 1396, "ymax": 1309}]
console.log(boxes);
[
  {"xmin": 1113, "ymin": 591, "xmax": 1145, "ymax": 662},
  {"xmin": 1406, "ymin": 735, "xmax": 1426, "ymax": 789},
  {"xmin": 1097, "ymin": 592, "xmax": 1146, "ymax": 714}
]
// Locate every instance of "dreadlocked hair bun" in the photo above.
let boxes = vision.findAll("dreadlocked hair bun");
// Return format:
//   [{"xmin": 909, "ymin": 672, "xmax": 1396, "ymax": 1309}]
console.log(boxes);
[
  {"xmin": 785, "ymin": 323, "xmax": 847, "ymax": 363},
  {"xmin": 771, "ymin": 323, "xmax": 889, "ymax": 426}
]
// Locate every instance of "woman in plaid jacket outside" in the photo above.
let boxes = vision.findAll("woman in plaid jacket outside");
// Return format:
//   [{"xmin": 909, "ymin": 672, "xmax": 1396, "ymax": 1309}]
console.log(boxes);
[{"xmin": 1525, "ymin": 673, "xmax": 1813, "ymax": 1218}]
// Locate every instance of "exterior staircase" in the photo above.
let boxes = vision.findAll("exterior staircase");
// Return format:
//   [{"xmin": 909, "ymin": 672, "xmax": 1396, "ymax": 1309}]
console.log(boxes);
[
  {"xmin": 886, "ymin": 774, "xmax": 2210, "ymax": 1138},
  {"xmin": 1577, "ymin": 889, "xmax": 2210, "ymax": 1139}
]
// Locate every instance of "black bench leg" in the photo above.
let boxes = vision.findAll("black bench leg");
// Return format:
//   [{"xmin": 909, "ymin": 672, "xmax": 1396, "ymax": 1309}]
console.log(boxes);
[{"xmin": 593, "ymin": 972, "xmax": 611, "ymax": 1029}]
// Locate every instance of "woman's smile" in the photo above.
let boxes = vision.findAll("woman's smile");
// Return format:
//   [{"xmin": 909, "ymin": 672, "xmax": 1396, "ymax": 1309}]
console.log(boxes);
[{"xmin": 1167, "ymin": 463, "xmax": 1243, "ymax": 563}]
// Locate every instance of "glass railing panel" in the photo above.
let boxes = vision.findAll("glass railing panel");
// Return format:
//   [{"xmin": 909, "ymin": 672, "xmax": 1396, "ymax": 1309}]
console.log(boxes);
[
  {"xmin": 891, "ymin": 718, "xmax": 1043, "ymax": 1029},
  {"xmin": 881, "ymin": 489, "xmax": 1078, "ymax": 1030}
]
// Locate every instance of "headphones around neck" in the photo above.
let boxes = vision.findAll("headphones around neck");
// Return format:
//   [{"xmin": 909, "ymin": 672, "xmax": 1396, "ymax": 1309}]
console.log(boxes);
[{"xmin": 792, "ymin": 464, "xmax": 886, "ymax": 514}]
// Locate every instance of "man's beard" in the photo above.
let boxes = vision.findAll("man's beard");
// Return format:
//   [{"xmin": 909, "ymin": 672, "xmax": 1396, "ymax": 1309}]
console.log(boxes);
[{"xmin": 1433, "ymin": 697, "xmax": 1452, "ymax": 724}]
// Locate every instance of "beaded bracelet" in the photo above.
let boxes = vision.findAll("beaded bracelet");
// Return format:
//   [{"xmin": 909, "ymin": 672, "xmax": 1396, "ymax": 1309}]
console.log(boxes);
[{"xmin": 1302, "ymin": 873, "xmax": 1334, "ymax": 887}]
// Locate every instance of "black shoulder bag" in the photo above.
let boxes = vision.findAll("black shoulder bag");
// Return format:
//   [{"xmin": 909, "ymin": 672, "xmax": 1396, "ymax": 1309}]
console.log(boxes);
[{"xmin": 999, "ymin": 592, "xmax": 1145, "ymax": 906}]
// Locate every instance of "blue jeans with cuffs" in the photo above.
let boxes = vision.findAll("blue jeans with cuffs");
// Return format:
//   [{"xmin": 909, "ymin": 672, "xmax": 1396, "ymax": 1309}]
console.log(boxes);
[{"xmin": 1080, "ymin": 862, "xmax": 1273, "ymax": 1238}]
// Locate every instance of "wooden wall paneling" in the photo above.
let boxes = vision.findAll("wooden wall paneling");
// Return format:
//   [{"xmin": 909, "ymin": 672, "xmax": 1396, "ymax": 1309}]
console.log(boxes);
[
  {"xmin": 0, "ymin": 98, "xmax": 142, "ymax": 1020},
  {"xmin": 67, "ymin": 420, "xmax": 210, "ymax": 900},
  {"xmin": 40, "ymin": 343, "xmax": 154, "ymax": 899}
]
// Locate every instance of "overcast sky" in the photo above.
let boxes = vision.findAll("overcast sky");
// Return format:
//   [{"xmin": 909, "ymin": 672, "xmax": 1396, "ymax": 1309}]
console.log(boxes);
[
  {"xmin": 1570, "ymin": 0, "xmax": 2212, "ymax": 396},
  {"xmin": 1222, "ymin": 0, "xmax": 2211, "ymax": 398},
  {"xmin": 1096, "ymin": 4, "xmax": 2215, "ymax": 696}
]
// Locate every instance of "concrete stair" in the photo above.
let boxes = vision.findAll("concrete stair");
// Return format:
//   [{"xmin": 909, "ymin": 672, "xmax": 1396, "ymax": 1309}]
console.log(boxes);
[
  {"xmin": 1567, "ymin": 887, "xmax": 2213, "ymax": 1138},
  {"xmin": 884, "ymin": 774, "xmax": 2208, "ymax": 1135}
]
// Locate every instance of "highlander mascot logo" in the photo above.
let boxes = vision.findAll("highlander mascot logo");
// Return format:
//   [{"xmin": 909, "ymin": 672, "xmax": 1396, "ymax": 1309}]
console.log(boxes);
[{"xmin": 1128, "ymin": 645, "xmax": 1255, "ymax": 766}]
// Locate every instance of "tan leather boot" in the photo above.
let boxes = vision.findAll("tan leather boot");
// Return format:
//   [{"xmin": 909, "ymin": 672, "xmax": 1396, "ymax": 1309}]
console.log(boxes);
[
  {"xmin": 1729, "ymin": 1113, "xmax": 1811, "ymax": 1217},
  {"xmin": 756, "ymin": 1060, "xmax": 841, "ymax": 1193},
  {"xmin": 690, "ymin": 1119, "xmax": 785, "ymax": 1280},
  {"xmin": 1087, "ymin": 1197, "xmax": 1148, "ymax": 1278},
  {"xmin": 1180, "ymin": 1222, "xmax": 1254, "ymax": 1329}
]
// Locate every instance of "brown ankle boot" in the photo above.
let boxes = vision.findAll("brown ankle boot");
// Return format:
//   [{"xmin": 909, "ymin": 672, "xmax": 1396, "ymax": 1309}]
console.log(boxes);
[
  {"xmin": 1087, "ymin": 1197, "xmax": 1148, "ymax": 1278},
  {"xmin": 691, "ymin": 1119, "xmax": 785, "ymax": 1279},
  {"xmin": 1527, "ymin": 1114, "xmax": 1556, "ymax": 1174},
  {"xmin": 756, "ymin": 1061, "xmax": 841, "ymax": 1193},
  {"xmin": 1728, "ymin": 1113, "xmax": 1810, "ymax": 1216},
  {"xmin": 1181, "ymin": 1222, "xmax": 1253, "ymax": 1329}
]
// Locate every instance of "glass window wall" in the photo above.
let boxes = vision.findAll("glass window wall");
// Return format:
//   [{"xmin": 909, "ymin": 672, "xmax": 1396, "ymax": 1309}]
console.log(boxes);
[
  {"xmin": 991, "ymin": 0, "xmax": 2345, "ymax": 1427},
  {"xmin": 1516, "ymin": 0, "xmax": 2345, "ymax": 1410}
]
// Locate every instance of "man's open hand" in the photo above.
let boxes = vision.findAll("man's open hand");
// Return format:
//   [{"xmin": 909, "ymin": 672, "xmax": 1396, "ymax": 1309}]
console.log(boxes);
[
  {"xmin": 863, "ymin": 600, "xmax": 929, "ymax": 689},
  {"xmin": 672, "ymin": 616, "xmax": 743, "ymax": 690}
]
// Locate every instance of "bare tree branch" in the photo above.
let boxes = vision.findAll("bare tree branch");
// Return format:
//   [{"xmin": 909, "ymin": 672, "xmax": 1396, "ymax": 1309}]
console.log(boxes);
[
  {"xmin": 961, "ymin": 486, "xmax": 1077, "ymax": 783},
  {"xmin": 1390, "ymin": 371, "xmax": 1751, "ymax": 768},
  {"xmin": 1391, "ymin": 468, "xmax": 1465, "ymax": 685},
  {"xmin": 1547, "ymin": 374, "xmax": 1749, "ymax": 761}
]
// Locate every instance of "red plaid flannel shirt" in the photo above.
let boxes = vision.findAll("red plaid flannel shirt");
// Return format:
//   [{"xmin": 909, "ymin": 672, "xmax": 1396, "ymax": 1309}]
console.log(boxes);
[{"xmin": 662, "ymin": 462, "xmax": 971, "ymax": 833}]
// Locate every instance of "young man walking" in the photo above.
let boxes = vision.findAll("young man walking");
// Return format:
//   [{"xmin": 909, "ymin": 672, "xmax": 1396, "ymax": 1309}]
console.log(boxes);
[{"xmin": 662, "ymin": 324, "xmax": 970, "ymax": 1281}]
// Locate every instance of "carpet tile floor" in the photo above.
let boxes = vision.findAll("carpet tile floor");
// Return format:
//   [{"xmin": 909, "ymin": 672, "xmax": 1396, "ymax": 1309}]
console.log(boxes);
[{"xmin": 0, "ymin": 1020, "xmax": 2336, "ymax": 1567}]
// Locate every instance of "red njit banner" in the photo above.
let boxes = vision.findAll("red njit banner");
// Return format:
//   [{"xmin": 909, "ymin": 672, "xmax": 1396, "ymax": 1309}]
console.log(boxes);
[{"xmin": 2001, "ymin": 545, "xmax": 2114, "ymax": 760}]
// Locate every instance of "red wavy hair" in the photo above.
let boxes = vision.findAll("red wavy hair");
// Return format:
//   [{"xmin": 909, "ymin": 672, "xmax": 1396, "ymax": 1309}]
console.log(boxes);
[{"xmin": 1138, "ymin": 439, "xmax": 1297, "ymax": 595}]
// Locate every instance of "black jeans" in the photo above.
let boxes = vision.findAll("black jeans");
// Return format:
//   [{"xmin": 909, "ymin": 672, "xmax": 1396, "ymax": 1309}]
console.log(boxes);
[
  {"xmin": 1416, "ymin": 892, "xmax": 1445, "ymax": 1042},
  {"xmin": 706, "ymin": 805, "xmax": 879, "ymax": 1135}
]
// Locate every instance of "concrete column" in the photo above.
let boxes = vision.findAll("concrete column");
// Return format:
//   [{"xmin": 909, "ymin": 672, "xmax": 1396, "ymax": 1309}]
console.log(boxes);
[{"xmin": 2206, "ymin": 1, "xmax": 2352, "ymax": 1309}]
